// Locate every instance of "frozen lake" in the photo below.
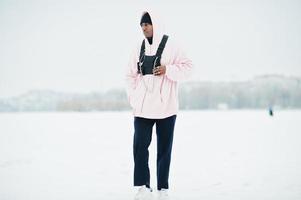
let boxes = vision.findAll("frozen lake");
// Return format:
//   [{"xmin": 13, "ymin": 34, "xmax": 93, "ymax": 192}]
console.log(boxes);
[{"xmin": 0, "ymin": 110, "xmax": 300, "ymax": 200}]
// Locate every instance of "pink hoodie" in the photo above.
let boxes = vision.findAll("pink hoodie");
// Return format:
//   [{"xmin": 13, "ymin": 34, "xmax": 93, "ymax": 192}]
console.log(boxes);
[{"xmin": 125, "ymin": 10, "xmax": 193, "ymax": 119}]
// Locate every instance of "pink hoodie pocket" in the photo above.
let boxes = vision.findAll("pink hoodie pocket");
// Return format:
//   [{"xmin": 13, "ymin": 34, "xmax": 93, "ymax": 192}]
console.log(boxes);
[
  {"xmin": 129, "ymin": 78, "xmax": 144, "ymax": 110},
  {"xmin": 159, "ymin": 76, "xmax": 165, "ymax": 103},
  {"xmin": 160, "ymin": 75, "xmax": 173, "ymax": 104}
]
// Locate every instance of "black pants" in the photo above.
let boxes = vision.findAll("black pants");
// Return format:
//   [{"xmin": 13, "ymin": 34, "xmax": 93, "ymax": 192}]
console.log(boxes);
[{"xmin": 133, "ymin": 114, "xmax": 177, "ymax": 190}]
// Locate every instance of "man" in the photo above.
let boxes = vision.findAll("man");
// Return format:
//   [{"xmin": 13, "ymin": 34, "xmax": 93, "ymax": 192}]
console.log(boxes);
[{"xmin": 125, "ymin": 10, "xmax": 193, "ymax": 200}]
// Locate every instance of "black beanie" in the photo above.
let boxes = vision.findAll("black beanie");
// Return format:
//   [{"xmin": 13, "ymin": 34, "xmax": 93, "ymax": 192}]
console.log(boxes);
[{"xmin": 140, "ymin": 12, "xmax": 152, "ymax": 26}]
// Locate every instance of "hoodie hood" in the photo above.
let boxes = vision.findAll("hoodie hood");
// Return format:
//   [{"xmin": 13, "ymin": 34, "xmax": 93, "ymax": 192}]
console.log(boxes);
[{"xmin": 140, "ymin": 9, "xmax": 166, "ymax": 46}]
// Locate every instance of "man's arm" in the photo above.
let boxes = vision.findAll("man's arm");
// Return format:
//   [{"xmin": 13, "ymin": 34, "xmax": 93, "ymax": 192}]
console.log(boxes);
[
  {"xmin": 125, "ymin": 49, "xmax": 139, "ymax": 103},
  {"xmin": 164, "ymin": 43, "xmax": 193, "ymax": 82}
]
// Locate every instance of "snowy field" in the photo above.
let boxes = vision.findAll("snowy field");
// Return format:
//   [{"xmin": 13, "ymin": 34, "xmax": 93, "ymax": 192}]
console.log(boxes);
[{"xmin": 0, "ymin": 110, "xmax": 300, "ymax": 200}]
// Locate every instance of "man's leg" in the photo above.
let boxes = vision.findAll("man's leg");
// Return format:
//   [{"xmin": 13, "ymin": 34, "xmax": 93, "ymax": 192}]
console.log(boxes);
[
  {"xmin": 133, "ymin": 116, "xmax": 155, "ymax": 188},
  {"xmin": 155, "ymin": 114, "xmax": 177, "ymax": 190}
]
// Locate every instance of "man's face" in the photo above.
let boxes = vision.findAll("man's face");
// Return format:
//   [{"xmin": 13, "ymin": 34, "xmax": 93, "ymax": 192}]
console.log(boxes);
[{"xmin": 141, "ymin": 23, "xmax": 153, "ymax": 38}]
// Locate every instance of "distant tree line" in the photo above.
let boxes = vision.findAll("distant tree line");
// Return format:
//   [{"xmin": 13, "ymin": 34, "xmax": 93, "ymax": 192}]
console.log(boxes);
[
  {"xmin": 0, "ymin": 75, "xmax": 300, "ymax": 112},
  {"xmin": 179, "ymin": 75, "xmax": 301, "ymax": 109}
]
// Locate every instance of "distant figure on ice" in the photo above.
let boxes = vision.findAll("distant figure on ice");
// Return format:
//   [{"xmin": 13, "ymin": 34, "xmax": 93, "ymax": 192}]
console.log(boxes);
[
  {"xmin": 269, "ymin": 106, "xmax": 273, "ymax": 116},
  {"xmin": 125, "ymin": 10, "xmax": 193, "ymax": 200}
]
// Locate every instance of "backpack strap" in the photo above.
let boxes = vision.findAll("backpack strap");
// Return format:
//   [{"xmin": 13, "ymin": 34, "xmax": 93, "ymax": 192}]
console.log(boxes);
[
  {"xmin": 139, "ymin": 39, "xmax": 145, "ymax": 61},
  {"xmin": 137, "ymin": 39, "xmax": 145, "ymax": 73},
  {"xmin": 155, "ymin": 35, "xmax": 169, "ymax": 57}
]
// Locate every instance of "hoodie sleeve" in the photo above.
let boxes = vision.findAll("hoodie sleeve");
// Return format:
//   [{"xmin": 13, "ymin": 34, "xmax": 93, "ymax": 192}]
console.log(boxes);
[
  {"xmin": 125, "ymin": 48, "xmax": 139, "ymax": 102},
  {"xmin": 165, "ymin": 42, "xmax": 193, "ymax": 82}
]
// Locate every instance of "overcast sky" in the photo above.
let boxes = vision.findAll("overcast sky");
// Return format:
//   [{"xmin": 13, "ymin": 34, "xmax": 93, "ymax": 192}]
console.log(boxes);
[{"xmin": 0, "ymin": 0, "xmax": 300, "ymax": 98}]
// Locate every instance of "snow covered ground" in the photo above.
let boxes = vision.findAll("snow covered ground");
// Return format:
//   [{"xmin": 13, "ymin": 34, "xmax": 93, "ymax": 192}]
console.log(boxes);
[{"xmin": 0, "ymin": 110, "xmax": 300, "ymax": 200}]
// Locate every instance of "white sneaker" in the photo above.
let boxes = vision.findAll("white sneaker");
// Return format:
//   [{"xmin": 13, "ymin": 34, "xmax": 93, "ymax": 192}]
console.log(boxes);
[
  {"xmin": 157, "ymin": 189, "xmax": 170, "ymax": 200},
  {"xmin": 134, "ymin": 185, "xmax": 153, "ymax": 200}
]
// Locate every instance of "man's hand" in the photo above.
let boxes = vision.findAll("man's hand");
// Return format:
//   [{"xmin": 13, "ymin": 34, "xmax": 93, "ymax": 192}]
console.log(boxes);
[{"xmin": 153, "ymin": 65, "xmax": 166, "ymax": 76}]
